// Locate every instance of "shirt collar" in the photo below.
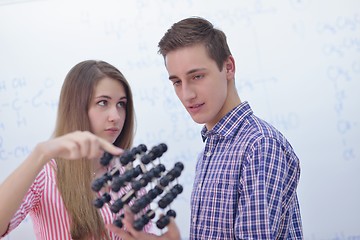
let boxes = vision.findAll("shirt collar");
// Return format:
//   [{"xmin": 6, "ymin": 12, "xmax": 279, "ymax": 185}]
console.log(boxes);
[{"xmin": 201, "ymin": 101, "xmax": 253, "ymax": 142}]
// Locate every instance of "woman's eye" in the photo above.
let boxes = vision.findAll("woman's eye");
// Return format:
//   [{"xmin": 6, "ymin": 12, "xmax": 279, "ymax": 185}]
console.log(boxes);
[
  {"xmin": 97, "ymin": 100, "xmax": 107, "ymax": 106},
  {"xmin": 117, "ymin": 101, "xmax": 126, "ymax": 108}
]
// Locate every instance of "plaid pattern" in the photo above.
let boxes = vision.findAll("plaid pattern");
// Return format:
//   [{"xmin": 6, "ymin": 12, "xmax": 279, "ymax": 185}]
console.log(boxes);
[{"xmin": 190, "ymin": 102, "xmax": 303, "ymax": 239}]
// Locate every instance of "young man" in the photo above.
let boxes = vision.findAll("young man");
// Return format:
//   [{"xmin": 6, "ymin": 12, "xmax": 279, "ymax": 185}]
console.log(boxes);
[{"xmin": 108, "ymin": 16, "xmax": 303, "ymax": 240}]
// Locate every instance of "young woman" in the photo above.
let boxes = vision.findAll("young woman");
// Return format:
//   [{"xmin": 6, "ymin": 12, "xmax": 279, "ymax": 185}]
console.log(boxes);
[{"xmin": 0, "ymin": 60, "xmax": 148, "ymax": 239}]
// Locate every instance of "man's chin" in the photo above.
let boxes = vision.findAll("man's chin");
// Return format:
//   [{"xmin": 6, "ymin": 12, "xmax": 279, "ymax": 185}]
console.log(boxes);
[{"xmin": 190, "ymin": 115, "xmax": 206, "ymax": 125}]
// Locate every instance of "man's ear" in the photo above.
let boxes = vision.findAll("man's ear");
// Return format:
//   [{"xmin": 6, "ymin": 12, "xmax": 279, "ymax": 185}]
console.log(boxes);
[
  {"xmin": 226, "ymin": 63, "xmax": 231, "ymax": 73},
  {"xmin": 225, "ymin": 55, "xmax": 235, "ymax": 78}
]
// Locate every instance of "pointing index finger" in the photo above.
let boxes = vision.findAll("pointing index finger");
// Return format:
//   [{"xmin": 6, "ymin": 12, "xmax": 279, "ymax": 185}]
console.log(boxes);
[{"xmin": 97, "ymin": 137, "xmax": 123, "ymax": 156}]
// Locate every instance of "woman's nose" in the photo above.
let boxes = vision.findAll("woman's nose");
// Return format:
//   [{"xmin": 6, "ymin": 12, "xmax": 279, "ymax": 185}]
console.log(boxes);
[{"xmin": 108, "ymin": 107, "xmax": 121, "ymax": 122}]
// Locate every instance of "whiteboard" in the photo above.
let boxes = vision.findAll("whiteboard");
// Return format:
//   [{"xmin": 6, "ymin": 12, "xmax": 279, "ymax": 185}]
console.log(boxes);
[{"xmin": 0, "ymin": 0, "xmax": 359, "ymax": 239}]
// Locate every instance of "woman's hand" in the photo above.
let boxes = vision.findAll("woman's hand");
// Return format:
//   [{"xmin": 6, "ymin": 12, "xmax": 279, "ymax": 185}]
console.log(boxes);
[
  {"xmin": 1, "ymin": 130, "xmax": 123, "ymax": 236},
  {"xmin": 37, "ymin": 131, "xmax": 123, "ymax": 164},
  {"xmin": 106, "ymin": 206, "xmax": 181, "ymax": 240}
]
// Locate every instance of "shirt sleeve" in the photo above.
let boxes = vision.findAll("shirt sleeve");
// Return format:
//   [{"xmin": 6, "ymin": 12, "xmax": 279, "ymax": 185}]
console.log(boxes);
[
  {"xmin": 2, "ymin": 167, "xmax": 46, "ymax": 236},
  {"xmin": 236, "ymin": 136, "xmax": 301, "ymax": 239}
]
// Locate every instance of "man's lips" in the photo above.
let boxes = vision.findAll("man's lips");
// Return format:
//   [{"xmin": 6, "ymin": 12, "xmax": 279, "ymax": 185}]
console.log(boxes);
[{"xmin": 187, "ymin": 103, "xmax": 204, "ymax": 113}]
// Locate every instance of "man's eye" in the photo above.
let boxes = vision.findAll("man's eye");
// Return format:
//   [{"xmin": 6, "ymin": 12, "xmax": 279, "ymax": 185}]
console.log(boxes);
[
  {"xmin": 194, "ymin": 74, "xmax": 203, "ymax": 80},
  {"xmin": 172, "ymin": 80, "xmax": 181, "ymax": 86}
]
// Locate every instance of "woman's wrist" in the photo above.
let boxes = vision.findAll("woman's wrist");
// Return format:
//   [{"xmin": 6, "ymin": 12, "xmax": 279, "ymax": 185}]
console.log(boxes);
[{"xmin": 31, "ymin": 142, "xmax": 51, "ymax": 167}]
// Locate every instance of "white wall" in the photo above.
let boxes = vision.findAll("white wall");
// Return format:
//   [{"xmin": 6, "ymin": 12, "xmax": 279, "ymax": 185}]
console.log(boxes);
[{"xmin": 0, "ymin": 0, "xmax": 359, "ymax": 239}]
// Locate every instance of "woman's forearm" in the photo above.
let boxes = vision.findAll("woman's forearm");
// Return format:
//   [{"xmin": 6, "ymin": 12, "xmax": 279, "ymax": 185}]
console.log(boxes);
[{"xmin": 0, "ymin": 144, "xmax": 48, "ymax": 236}]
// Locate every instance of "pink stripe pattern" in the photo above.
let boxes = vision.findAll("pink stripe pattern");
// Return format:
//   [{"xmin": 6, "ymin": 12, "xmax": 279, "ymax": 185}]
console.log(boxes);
[{"xmin": 4, "ymin": 160, "xmax": 151, "ymax": 239}]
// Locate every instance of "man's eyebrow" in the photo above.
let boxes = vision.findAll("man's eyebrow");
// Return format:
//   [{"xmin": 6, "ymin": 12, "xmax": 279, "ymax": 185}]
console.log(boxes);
[{"xmin": 168, "ymin": 68, "xmax": 207, "ymax": 80}]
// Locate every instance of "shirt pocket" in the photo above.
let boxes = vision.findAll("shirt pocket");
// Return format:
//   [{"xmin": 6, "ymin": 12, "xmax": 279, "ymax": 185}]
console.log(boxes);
[
  {"xmin": 198, "ymin": 179, "xmax": 238, "ymax": 235},
  {"xmin": 207, "ymin": 178, "xmax": 237, "ymax": 208}
]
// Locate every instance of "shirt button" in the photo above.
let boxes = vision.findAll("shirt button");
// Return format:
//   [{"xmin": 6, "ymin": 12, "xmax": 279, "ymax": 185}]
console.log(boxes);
[
  {"xmin": 206, "ymin": 151, "xmax": 211, "ymax": 157},
  {"xmin": 192, "ymin": 217, "xmax": 196, "ymax": 224}
]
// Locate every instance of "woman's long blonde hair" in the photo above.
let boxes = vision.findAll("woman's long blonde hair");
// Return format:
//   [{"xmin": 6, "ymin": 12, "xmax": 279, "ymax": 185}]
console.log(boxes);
[{"xmin": 54, "ymin": 60, "xmax": 135, "ymax": 239}]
